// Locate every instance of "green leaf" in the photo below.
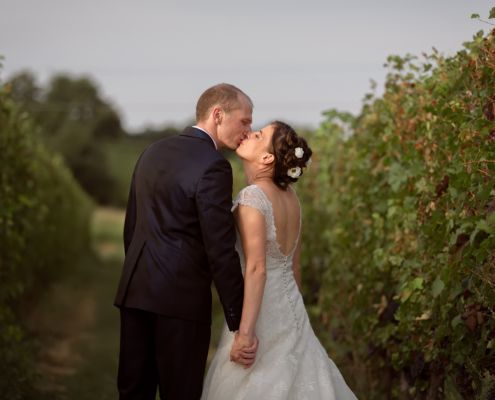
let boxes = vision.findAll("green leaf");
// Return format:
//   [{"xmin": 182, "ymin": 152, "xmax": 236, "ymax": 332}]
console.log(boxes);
[
  {"xmin": 488, "ymin": 212, "xmax": 495, "ymax": 227},
  {"xmin": 444, "ymin": 375, "xmax": 465, "ymax": 400},
  {"xmin": 411, "ymin": 277, "xmax": 424, "ymax": 290},
  {"xmin": 389, "ymin": 255, "xmax": 404, "ymax": 266},
  {"xmin": 448, "ymin": 282, "xmax": 463, "ymax": 301},
  {"xmin": 470, "ymin": 219, "xmax": 493, "ymax": 245},
  {"xmin": 432, "ymin": 278, "xmax": 445, "ymax": 298},
  {"xmin": 373, "ymin": 248, "xmax": 387, "ymax": 268},
  {"xmin": 471, "ymin": 13, "xmax": 480, "ymax": 19},
  {"xmin": 388, "ymin": 163, "xmax": 410, "ymax": 192},
  {"xmin": 489, "ymin": 7, "xmax": 495, "ymax": 19},
  {"xmin": 451, "ymin": 315, "xmax": 462, "ymax": 329},
  {"xmin": 415, "ymin": 177, "xmax": 428, "ymax": 193}
]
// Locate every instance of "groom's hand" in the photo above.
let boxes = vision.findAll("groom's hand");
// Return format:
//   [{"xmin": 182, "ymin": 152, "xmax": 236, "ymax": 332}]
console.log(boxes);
[{"xmin": 230, "ymin": 332, "xmax": 258, "ymax": 369}]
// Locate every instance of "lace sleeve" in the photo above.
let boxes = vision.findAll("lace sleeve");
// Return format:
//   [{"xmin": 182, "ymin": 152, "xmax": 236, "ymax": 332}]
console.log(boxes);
[
  {"xmin": 232, "ymin": 185, "xmax": 269, "ymax": 215},
  {"xmin": 232, "ymin": 185, "xmax": 276, "ymax": 241}
]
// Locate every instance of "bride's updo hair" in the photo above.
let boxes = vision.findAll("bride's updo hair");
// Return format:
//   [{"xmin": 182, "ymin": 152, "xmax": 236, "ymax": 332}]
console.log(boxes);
[{"xmin": 271, "ymin": 121, "xmax": 312, "ymax": 190}]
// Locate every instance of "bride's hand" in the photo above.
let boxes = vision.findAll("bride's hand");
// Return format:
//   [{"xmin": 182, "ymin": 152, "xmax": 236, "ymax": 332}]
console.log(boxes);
[{"xmin": 230, "ymin": 332, "xmax": 259, "ymax": 368}]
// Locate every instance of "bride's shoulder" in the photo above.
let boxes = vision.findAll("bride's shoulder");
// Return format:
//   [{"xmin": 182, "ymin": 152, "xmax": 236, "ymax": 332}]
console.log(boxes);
[
  {"xmin": 236, "ymin": 184, "xmax": 261, "ymax": 198},
  {"xmin": 233, "ymin": 184, "xmax": 271, "ymax": 212}
]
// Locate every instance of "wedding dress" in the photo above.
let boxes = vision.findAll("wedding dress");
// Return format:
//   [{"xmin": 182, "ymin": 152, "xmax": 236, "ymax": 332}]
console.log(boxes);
[{"xmin": 201, "ymin": 185, "xmax": 358, "ymax": 400}]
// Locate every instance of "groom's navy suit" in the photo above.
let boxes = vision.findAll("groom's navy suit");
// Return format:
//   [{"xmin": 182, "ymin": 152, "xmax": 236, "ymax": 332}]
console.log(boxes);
[{"xmin": 115, "ymin": 127, "xmax": 244, "ymax": 400}]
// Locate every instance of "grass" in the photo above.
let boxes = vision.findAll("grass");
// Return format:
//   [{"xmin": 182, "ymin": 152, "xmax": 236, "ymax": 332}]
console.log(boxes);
[
  {"xmin": 29, "ymin": 207, "xmax": 124, "ymax": 399},
  {"xmin": 32, "ymin": 207, "xmax": 225, "ymax": 399},
  {"xmin": 60, "ymin": 207, "xmax": 125, "ymax": 399}
]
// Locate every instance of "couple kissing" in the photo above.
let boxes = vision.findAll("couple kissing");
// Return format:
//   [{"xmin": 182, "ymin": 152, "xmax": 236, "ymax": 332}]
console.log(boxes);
[{"xmin": 114, "ymin": 83, "xmax": 357, "ymax": 400}]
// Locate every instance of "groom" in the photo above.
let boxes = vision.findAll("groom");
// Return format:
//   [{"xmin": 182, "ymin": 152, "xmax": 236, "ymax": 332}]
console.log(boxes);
[{"xmin": 114, "ymin": 83, "xmax": 257, "ymax": 399}]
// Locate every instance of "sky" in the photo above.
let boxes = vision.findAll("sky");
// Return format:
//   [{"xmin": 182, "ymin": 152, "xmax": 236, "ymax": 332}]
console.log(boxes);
[{"xmin": 1, "ymin": 0, "xmax": 493, "ymax": 132}]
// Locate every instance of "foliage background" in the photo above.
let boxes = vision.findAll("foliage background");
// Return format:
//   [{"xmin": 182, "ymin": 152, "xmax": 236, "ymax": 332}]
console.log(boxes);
[
  {"xmin": 297, "ymin": 27, "xmax": 495, "ymax": 399},
  {"xmin": 0, "ymin": 76, "xmax": 93, "ymax": 398},
  {"xmin": 2, "ymin": 13, "xmax": 495, "ymax": 400}
]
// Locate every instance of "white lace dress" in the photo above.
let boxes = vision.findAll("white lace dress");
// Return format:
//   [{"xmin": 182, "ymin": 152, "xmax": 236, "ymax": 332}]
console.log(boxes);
[{"xmin": 201, "ymin": 185, "xmax": 358, "ymax": 400}]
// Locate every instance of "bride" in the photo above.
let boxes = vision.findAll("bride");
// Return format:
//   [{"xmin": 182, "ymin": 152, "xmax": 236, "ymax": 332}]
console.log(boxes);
[{"xmin": 201, "ymin": 121, "xmax": 357, "ymax": 399}]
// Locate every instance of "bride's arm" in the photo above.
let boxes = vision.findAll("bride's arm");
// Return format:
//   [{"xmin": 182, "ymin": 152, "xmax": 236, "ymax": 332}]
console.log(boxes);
[
  {"xmin": 292, "ymin": 238, "xmax": 302, "ymax": 290},
  {"xmin": 236, "ymin": 205, "xmax": 267, "ymax": 339}
]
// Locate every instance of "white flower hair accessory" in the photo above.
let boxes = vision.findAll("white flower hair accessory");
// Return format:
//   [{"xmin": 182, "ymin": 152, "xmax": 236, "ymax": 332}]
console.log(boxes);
[
  {"xmin": 287, "ymin": 166, "xmax": 302, "ymax": 179},
  {"xmin": 295, "ymin": 147, "xmax": 304, "ymax": 158},
  {"xmin": 305, "ymin": 157, "xmax": 312, "ymax": 167}
]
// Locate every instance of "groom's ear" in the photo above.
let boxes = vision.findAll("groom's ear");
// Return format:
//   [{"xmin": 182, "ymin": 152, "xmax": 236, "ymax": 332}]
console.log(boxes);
[
  {"xmin": 212, "ymin": 107, "xmax": 223, "ymax": 125},
  {"xmin": 261, "ymin": 153, "xmax": 275, "ymax": 165}
]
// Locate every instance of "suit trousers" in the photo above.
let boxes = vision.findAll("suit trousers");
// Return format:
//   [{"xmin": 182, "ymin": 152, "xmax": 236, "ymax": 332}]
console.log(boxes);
[{"xmin": 118, "ymin": 307, "xmax": 211, "ymax": 400}]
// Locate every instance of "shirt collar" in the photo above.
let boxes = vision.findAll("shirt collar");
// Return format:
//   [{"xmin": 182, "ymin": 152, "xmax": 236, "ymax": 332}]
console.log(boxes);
[{"xmin": 192, "ymin": 125, "xmax": 218, "ymax": 150}]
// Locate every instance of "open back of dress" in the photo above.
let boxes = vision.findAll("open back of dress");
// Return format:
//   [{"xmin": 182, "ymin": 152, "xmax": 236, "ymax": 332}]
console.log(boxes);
[{"xmin": 201, "ymin": 185, "xmax": 358, "ymax": 400}]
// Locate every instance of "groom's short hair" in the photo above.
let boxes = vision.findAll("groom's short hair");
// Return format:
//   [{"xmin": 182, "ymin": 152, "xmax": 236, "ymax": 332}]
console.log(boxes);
[{"xmin": 196, "ymin": 83, "xmax": 252, "ymax": 122}]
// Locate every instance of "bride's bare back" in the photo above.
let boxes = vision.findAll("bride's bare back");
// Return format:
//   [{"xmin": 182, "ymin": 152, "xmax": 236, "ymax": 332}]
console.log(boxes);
[{"xmin": 254, "ymin": 181, "xmax": 300, "ymax": 256}]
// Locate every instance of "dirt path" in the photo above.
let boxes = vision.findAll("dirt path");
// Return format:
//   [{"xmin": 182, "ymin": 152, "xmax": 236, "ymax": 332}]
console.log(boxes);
[
  {"xmin": 27, "ymin": 208, "xmax": 124, "ymax": 399},
  {"xmin": 29, "ymin": 284, "xmax": 96, "ymax": 396},
  {"xmin": 28, "ymin": 207, "xmax": 226, "ymax": 399}
]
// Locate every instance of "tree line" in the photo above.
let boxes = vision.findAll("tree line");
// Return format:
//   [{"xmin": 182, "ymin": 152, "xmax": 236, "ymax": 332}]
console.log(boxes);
[{"xmin": 6, "ymin": 71, "xmax": 183, "ymax": 205}]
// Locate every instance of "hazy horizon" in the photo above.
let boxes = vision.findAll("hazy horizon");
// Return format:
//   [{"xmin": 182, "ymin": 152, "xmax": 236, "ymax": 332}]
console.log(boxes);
[{"xmin": 1, "ymin": 0, "xmax": 493, "ymax": 131}]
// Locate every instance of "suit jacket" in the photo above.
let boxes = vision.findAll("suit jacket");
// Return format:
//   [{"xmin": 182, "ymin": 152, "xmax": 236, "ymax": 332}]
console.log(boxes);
[{"xmin": 114, "ymin": 127, "xmax": 244, "ymax": 331}]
